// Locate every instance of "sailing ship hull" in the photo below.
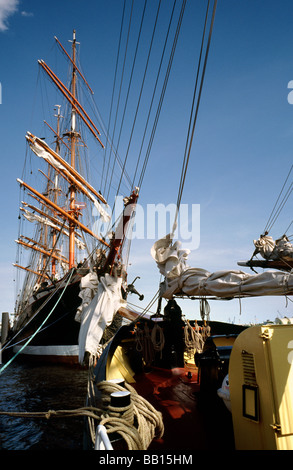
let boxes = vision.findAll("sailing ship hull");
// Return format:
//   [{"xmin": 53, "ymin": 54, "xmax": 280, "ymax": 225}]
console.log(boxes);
[{"xmin": 9, "ymin": 271, "xmax": 86, "ymax": 365}]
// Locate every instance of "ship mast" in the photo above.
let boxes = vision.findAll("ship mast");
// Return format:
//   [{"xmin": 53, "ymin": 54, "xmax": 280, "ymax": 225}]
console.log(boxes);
[
  {"xmin": 51, "ymin": 104, "xmax": 62, "ymax": 276},
  {"xmin": 69, "ymin": 29, "xmax": 78, "ymax": 269}
]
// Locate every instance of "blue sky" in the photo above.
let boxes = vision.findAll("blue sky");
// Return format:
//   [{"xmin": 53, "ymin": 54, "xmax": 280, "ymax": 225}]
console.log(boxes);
[{"xmin": 1, "ymin": 0, "xmax": 293, "ymax": 326}]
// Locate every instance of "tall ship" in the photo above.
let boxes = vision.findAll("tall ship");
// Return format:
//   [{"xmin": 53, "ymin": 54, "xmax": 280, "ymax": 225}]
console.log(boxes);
[
  {"xmin": 6, "ymin": 30, "xmax": 141, "ymax": 365},
  {"xmin": 1, "ymin": 1, "xmax": 293, "ymax": 452}
]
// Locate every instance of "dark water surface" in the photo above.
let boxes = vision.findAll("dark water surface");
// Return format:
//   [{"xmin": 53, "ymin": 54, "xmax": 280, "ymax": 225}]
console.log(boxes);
[{"xmin": 0, "ymin": 362, "xmax": 88, "ymax": 450}]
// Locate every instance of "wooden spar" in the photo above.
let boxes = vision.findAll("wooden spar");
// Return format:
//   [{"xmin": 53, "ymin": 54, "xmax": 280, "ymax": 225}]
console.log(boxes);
[
  {"xmin": 33, "ymin": 142, "xmax": 102, "ymax": 206},
  {"xmin": 69, "ymin": 30, "xmax": 77, "ymax": 269},
  {"xmin": 16, "ymin": 239, "xmax": 69, "ymax": 264},
  {"xmin": 27, "ymin": 192, "xmax": 63, "ymax": 219},
  {"xmin": 42, "ymin": 63, "xmax": 100, "ymax": 136},
  {"xmin": 40, "ymin": 59, "xmax": 102, "ymax": 139},
  {"xmin": 37, "ymin": 170, "xmax": 67, "ymax": 198},
  {"xmin": 20, "ymin": 206, "xmax": 74, "ymax": 237},
  {"xmin": 20, "ymin": 206, "xmax": 83, "ymax": 248},
  {"xmin": 17, "ymin": 178, "xmax": 110, "ymax": 248},
  {"xmin": 54, "ymin": 35, "xmax": 94, "ymax": 95},
  {"xmin": 38, "ymin": 168, "xmax": 55, "ymax": 186},
  {"xmin": 13, "ymin": 263, "xmax": 50, "ymax": 280},
  {"xmin": 21, "ymin": 202, "xmax": 81, "ymax": 236},
  {"xmin": 51, "ymin": 106, "xmax": 61, "ymax": 275},
  {"xmin": 104, "ymin": 189, "xmax": 139, "ymax": 273},
  {"xmin": 20, "ymin": 235, "xmax": 49, "ymax": 251},
  {"xmin": 38, "ymin": 60, "xmax": 104, "ymax": 148},
  {"xmin": 26, "ymin": 133, "xmax": 107, "ymax": 205},
  {"xmin": 43, "ymin": 120, "xmax": 71, "ymax": 151}
]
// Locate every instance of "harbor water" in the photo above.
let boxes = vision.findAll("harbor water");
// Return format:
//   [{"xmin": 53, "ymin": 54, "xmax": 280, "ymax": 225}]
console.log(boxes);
[{"xmin": 0, "ymin": 361, "xmax": 88, "ymax": 450}]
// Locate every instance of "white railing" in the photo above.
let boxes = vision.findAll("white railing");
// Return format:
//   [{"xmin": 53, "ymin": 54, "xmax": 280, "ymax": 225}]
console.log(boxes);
[{"xmin": 94, "ymin": 425, "xmax": 113, "ymax": 450}]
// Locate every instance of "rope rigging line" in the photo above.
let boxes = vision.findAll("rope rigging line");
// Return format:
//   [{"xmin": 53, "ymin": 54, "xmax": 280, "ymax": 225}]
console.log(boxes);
[
  {"xmin": 11, "ymin": 216, "xmax": 71, "ymax": 354},
  {"xmin": 131, "ymin": 0, "xmax": 177, "ymax": 188},
  {"xmin": 114, "ymin": 0, "xmax": 162, "ymax": 200},
  {"xmin": 138, "ymin": 0, "xmax": 187, "ymax": 190},
  {"xmin": 102, "ymin": 0, "xmax": 135, "ymax": 197},
  {"xmin": 172, "ymin": 0, "xmax": 217, "ymax": 236},
  {"xmin": 133, "ymin": 289, "xmax": 160, "ymax": 323},
  {"xmin": 175, "ymin": 0, "xmax": 212, "ymax": 220},
  {"xmin": 264, "ymin": 164, "xmax": 293, "ymax": 234},
  {"xmin": 106, "ymin": 0, "xmax": 149, "ymax": 201},
  {"xmin": 285, "ymin": 220, "xmax": 293, "ymax": 235},
  {"xmin": 105, "ymin": 0, "xmax": 183, "ymax": 248},
  {"xmin": 0, "ymin": 268, "xmax": 75, "ymax": 376},
  {"xmin": 76, "ymin": 77, "xmax": 133, "ymax": 195},
  {"xmin": 100, "ymin": 0, "xmax": 131, "ymax": 192}
]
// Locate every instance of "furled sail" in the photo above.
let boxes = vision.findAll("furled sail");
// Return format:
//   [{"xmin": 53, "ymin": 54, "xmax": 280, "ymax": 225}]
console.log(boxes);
[
  {"xmin": 252, "ymin": 234, "xmax": 293, "ymax": 261},
  {"xmin": 78, "ymin": 272, "xmax": 126, "ymax": 363},
  {"xmin": 26, "ymin": 132, "xmax": 111, "ymax": 223},
  {"xmin": 21, "ymin": 208, "xmax": 86, "ymax": 250},
  {"xmin": 151, "ymin": 235, "xmax": 293, "ymax": 299}
]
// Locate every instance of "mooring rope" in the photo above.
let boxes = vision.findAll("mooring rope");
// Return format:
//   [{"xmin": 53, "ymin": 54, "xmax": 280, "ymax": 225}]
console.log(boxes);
[
  {"xmin": 97, "ymin": 380, "xmax": 164, "ymax": 450},
  {"xmin": 0, "ymin": 379, "xmax": 164, "ymax": 451}
]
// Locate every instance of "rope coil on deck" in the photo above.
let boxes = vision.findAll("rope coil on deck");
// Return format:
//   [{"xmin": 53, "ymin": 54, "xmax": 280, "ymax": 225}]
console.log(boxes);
[
  {"xmin": 97, "ymin": 380, "xmax": 164, "ymax": 450},
  {"xmin": 135, "ymin": 322, "xmax": 165, "ymax": 364}
]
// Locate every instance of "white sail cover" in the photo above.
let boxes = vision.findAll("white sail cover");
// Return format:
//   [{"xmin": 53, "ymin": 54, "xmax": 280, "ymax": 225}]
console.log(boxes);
[
  {"xmin": 78, "ymin": 272, "xmax": 126, "ymax": 363},
  {"xmin": 151, "ymin": 235, "xmax": 293, "ymax": 299},
  {"xmin": 21, "ymin": 208, "xmax": 86, "ymax": 250},
  {"xmin": 27, "ymin": 133, "xmax": 111, "ymax": 223},
  {"xmin": 253, "ymin": 234, "xmax": 293, "ymax": 260}
]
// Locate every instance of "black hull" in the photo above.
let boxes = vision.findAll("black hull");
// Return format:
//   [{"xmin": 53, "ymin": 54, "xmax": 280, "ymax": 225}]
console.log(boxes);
[{"xmin": 7, "ymin": 272, "xmax": 85, "ymax": 365}]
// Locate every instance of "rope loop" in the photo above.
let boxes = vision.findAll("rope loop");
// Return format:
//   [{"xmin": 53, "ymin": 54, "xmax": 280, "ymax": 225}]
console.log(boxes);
[{"xmin": 96, "ymin": 380, "xmax": 164, "ymax": 450}]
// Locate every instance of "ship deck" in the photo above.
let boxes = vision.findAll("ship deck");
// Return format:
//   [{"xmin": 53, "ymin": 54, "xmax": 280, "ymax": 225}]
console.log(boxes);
[{"xmin": 131, "ymin": 364, "xmax": 235, "ymax": 450}]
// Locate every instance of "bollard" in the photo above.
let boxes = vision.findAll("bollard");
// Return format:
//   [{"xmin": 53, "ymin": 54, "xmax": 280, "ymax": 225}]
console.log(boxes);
[{"xmin": 1, "ymin": 312, "xmax": 9, "ymax": 344}]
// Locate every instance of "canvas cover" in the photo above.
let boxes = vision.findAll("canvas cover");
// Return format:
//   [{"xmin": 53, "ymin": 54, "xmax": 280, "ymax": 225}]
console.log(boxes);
[
  {"xmin": 78, "ymin": 272, "xmax": 126, "ymax": 363},
  {"xmin": 151, "ymin": 235, "xmax": 293, "ymax": 299}
]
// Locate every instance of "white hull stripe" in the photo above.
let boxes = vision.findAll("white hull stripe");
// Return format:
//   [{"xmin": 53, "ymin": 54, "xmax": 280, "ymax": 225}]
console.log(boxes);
[{"xmin": 13, "ymin": 345, "xmax": 79, "ymax": 356}]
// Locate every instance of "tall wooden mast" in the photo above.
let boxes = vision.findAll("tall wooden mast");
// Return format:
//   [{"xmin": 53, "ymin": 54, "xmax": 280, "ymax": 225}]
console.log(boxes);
[
  {"xmin": 51, "ymin": 104, "xmax": 61, "ymax": 276},
  {"xmin": 69, "ymin": 29, "xmax": 77, "ymax": 269}
]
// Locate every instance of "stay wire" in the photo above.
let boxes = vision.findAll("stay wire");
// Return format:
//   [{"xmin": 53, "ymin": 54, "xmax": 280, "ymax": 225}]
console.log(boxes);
[
  {"xmin": 175, "ymin": 0, "xmax": 211, "ymax": 218},
  {"xmin": 107, "ymin": 0, "xmax": 148, "ymax": 201},
  {"xmin": 103, "ymin": 0, "xmax": 135, "ymax": 196},
  {"xmin": 264, "ymin": 164, "xmax": 293, "ymax": 234},
  {"xmin": 266, "ymin": 182, "xmax": 293, "ymax": 234},
  {"xmin": 101, "ymin": 0, "xmax": 127, "ymax": 190},
  {"xmin": 173, "ymin": 0, "xmax": 217, "ymax": 235},
  {"xmin": 131, "ymin": 0, "xmax": 177, "ymax": 188},
  {"xmin": 115, "ymin": 0, "xmax": 162, "ymax": 199},
  {"xmin": 138, "ymin": 0, "xmax": 187, "ymax": 190}
]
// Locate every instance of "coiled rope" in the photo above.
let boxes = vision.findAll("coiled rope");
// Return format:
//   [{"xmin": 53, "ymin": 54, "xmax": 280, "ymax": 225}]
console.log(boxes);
[
  {"xmin": 184, "ymin": 320, "xmax": 204, "ymax": 359},
  {"xmin": 135, "ymin": 322, "xmax": 165, "ymax": 364},
  {"xmin": 0, "ymin": 379, "xmax": 164, "ymax": 451},
  {"xmin": 96, "ymin": 380, "xmax": 164, "ymax": 450}
]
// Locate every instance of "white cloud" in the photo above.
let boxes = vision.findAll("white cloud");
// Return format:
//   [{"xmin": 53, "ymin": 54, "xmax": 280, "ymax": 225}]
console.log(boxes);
[
  {"xmin": 21, "ymin": 10, "xmax": 33, "ymax": 17},
  {"xmin": 0, "ymin": 0, "xmax": 19, "ymax": 32}
]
